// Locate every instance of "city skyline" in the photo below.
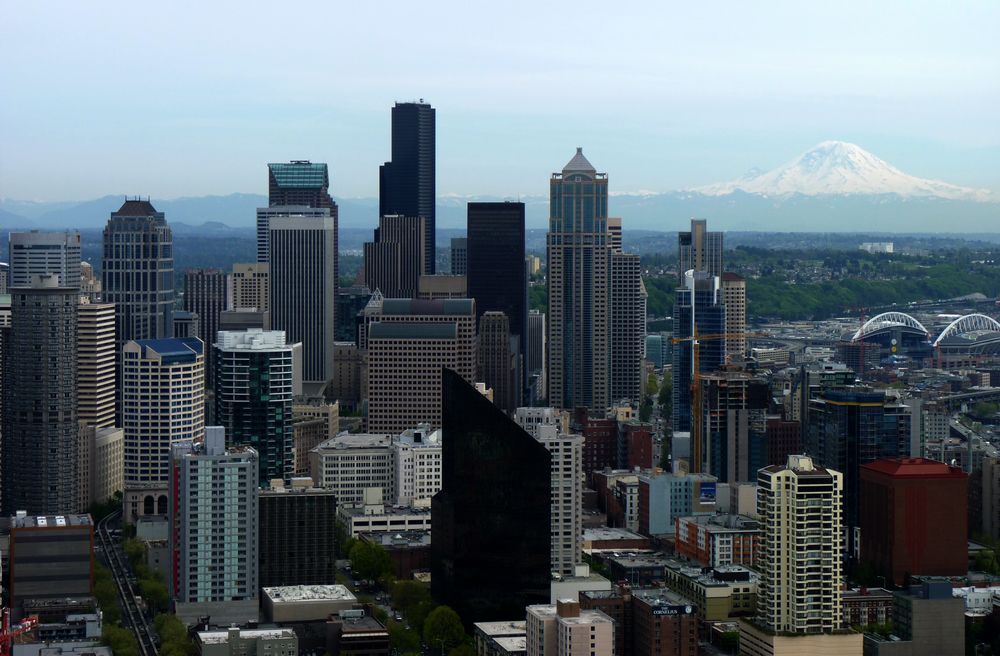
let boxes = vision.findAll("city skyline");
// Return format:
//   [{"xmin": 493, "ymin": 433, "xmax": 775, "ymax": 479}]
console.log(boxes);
[{"xmin": 2, "ymin": 3, "xmax": 999, "ymax": 201}]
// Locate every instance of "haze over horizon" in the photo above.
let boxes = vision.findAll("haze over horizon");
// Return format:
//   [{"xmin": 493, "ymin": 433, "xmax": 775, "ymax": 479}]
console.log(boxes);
[{"xmin": 2, "ymin": 1, "xmax": 999, "ymax": 202}]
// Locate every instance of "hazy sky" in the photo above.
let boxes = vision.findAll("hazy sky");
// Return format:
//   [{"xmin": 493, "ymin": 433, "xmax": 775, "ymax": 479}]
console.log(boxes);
[{"xmin": 2, "ymin": 1, "xmax": 998, "ymax": 201}]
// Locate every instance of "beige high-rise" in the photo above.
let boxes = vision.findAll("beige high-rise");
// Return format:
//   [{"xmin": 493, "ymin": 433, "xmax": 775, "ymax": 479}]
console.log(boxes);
[
  {"xmin": 231, "ymin": 262, "xmax": 269, "ymax": 312},
  {"xmin": 526, "ymin": 600, "xmax": 614, "ymax": 656},
  {"xmin": 753, "ymin": 455, "xmax": 844, "ymax": 635},
  {"xmin": 722, "ymin": 272, "xmax": 747, "ymax": 357}
]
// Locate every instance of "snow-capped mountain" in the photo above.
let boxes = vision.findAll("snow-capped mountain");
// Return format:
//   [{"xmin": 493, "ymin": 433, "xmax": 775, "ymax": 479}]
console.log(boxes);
[{"xmin": 693, "ymin": 141, "xmax": 994, "ymax": 201}]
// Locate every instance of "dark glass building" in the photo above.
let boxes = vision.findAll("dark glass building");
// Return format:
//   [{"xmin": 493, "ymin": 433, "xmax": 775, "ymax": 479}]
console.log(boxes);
[
  {"xmin": 379, "ymin": 101, "xmax": 435, "ymax": 274},
  {"xmin": 185, "ymin": 268, "xmax": 226, "ymax": 385},
  {"xmin": 672, "ymin": 271, "xmax": 726, "ymax": 436},
  {"xmin": 467, "ymin": 201, "xmax": 526, "ymax": 402},
  {"xmin": 805, "ymin": 387, "xmax": 911, "ymax": 537},
  {"xmin": 432, "ymin": 369, "xmax": 551, "ymax": 623},
  {"xmin": 259, "ymin": 485, "xmax": 338, "ymax": 587},
  {"xmin": 214, "ymin": 330, "xmax": 295, "ymax": 483}
]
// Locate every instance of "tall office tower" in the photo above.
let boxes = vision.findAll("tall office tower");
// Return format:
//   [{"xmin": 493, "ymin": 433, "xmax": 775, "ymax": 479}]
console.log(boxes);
[
  {"xmin": 267, "ymin": 160, "xmax": 338, "ymax": 210},
  {"xmin": 259, "ymin": 480, "xmax": 337, "ymax": 587},
  {"xmin": 450, "ymin": 237, "xmax": 467, "ymax": 275},
  {"xmin": 256, "ymin": 205, "xmax": 331, "ymax": 264},
  {"xmin": 525, "ymin": 600, "xmax": 615, "ymax": 656},
  {"xmin": 214, "ymin": 329, "xmax": 296, "ymax": 484},
  {"xmin": 172, "ymin": 311, "xmax": 199, "ymax": 338},
  {"xmin": 534, "ymin": 425, "xmax": 584, "ymax": 575},
  {"xmin": 77, "ymin": 302, "xmax": 116, "ymax": 430},
  {"xmin": 366, "ymin": 300, "xmax": 477, "ymax": 434},
  {"xmin": 700, "ymin": 371, "xmax": 769, "ymax": 483},
  {"xmin": 0, "ymin": 262, "xmax": 8, "ymax": 293},
  {"xmin": 478, "ymin": 311, "xmax": 515, "ymax": 413},
  {"xmin": 185, "ymin": 268, "xmax": 227, "ymax": 386},
  {"xmin": 467, "ymin": 202, "xmax": 527, "ymax": 338},
  {"xmin": 672, "ymin": 271, "xmax": 726, "ymax": 444},
  {"xmin": 751, "ymin": 455, "xmax": 844, "ymax": 636},
  {"xmin": 609, "ymin": 249, "xmax": 645, "ymax": 404},
  {"xmin": 546, "ymin": 149, "xmax": 610, "ymax": 412},
  {"xmin": 363, "ymin": 214, "xmax": 427, "ymax": 298},
  {"xmin": 231, "ymin": 263, "xmax": 270, "ymax": 311},
  {"xmin": 677, "ymin": 218, "xmax": 723, "ymax": 281},
  {"xmin": 121, "ymin": 337, "xmax": 204, "ymax": 524},
  {"xmin": 8, "ymin": 230, "xmax": 82, "ymax": 288},
  {"xmin": 860, "ymin": 458, "xmax": 968, "ymax": 586},
  {"xmin": 721, "ymin": 272, "xmax": 747, "ymax": 357},
  {"xmin": 102, "ymin": 199, "xmax": 174, "ymax": 347},
  {"xmin": 77, "ymin": 301, "xmax": 123, "ymax": 510},
  {"xmin": 432, "ymin": 369, "xmax": 551, "ymax": 623},
  {"xmin": 379, "ymin": 101, "xmax": 436, "ymax": 274},
  {"xmin": 171, "ymin": 427, "xmax": 259, "ymax": 625},
  {"xmin": 527, "ymin": 310, "xmax": 547, "ymax": 399},
  {"xmin": 2, "ymin": 274, "xmax": 78, "ymax": 515},
  {"xmin": 805, "ymin": 387, "xmax": 910, "ymax": 546},
  {"xmin": 269, "ymin": 214, "xmax": 337, "ymax": 389}
]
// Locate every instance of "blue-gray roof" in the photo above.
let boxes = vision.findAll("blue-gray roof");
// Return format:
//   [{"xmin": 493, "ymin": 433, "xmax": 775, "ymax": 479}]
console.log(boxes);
[
  {"xmin": 137, "ymin": 337, "xmax": 203, "ymax": 363},
  {"xmin": 381, "ymin": 298, "xmax": 474, "ymax": 316},
  {"xmin": 368, "ymin": 322, "xmax": 457, "ymax": 340}
]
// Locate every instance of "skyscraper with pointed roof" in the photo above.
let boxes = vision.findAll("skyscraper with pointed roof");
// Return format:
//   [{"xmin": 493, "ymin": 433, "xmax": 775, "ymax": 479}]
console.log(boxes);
[{"xmin": 546, "ymin": 148, "xmax": 610, "ymax": 411}]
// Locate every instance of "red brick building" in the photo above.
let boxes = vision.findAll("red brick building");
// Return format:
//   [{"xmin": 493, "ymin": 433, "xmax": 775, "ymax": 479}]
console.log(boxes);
[
  {"xmin": 623, "ymin": 422, "xmax": 654, "ymax": 470},
  {"xmin": 765, "ymin": 416, "xmax": 800, "ymax": 467},
  {"xmin": 859, "ymin": 458, "xmax": 968, "ymax": 585},
  {"xmin": 674, "ymin": 514, "xmax": 760, "ymax": 568}
]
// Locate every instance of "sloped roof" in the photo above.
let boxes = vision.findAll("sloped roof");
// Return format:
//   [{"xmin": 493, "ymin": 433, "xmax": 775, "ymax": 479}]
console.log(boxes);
[
  {"xmin": 563, "ymin": 147, "xmax": 596, "ymax": 174},
  {"xmin": 861, "ymin": 457, "xmax": 966, "ymax": 478}
]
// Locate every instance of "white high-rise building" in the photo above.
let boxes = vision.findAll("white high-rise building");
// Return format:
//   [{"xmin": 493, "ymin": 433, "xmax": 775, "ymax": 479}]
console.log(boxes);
[
  {"xmin": 122, "ymin": 337, "xmax": 205, "ymax": 523},
  {"xmin": 535, "ymin": 425, "xmax": 584, "ymax": 576},
  {"xmin": 8, "ymin": 230, "xmax": 81, "ymax": 288},
  {"xmin": 392, "ymin": 424, "xmax": 442, "ymax": 507},
  {"xmin": 753, "ymin": 455, "xmax": 844, "ymax": 635},
  {"xmin": 171, "ymin": 427, "xmax": 259, "ymax": 626}
]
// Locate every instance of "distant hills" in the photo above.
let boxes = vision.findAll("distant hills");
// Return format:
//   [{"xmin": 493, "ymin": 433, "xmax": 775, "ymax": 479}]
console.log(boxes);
[{"xmin": 2, "ymin": 141, "xmax": 998, "ymax": 233}]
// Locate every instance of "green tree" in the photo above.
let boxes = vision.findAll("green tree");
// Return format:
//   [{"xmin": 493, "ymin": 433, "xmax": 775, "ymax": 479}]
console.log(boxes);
[
  {"xmin": 389, "ymin": 623, "xmax": 422, "ymax": 655},
  {"xmin": 102, "ymin": 624, "xmax": 139, "ymax": 656},
  {"xmin": 639, "ymin": 399, "xmax": 652, "ymax": 422},
  {"xmin": 392, "ymin": 580, "xmax": 432, "ymax": 615},
  {"xmin": 449, "ymin": 645, "xmax": 476, "ymax": 656},
  {"xmin": 423, "ymin": 606, "xmax": 465, "ymax": 653},
  {"xmin": 350, "ymin": 540, "xmax": 392, "ymax": 582},
  {"xmin": 658, "ymin": 372, "xmax": 672, "ymax": 409},
  {"xmin": 139, "ymin": 577, "xmax": 169, "ymax": 615},
  {"xmin": 645, "ymin": 373, "xmax": 658, "ymax": 397},
  {"xmin": 124, "ymin": 537, "xmax": 146, "ymax": 567},
  {"xmin": 407, "ymin": 600, "xmax": 437, "ymax": 635}
]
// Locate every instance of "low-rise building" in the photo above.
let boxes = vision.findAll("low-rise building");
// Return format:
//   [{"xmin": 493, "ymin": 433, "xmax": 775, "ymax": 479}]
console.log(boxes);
[
  {"xmin": 663, "ymin": 559, "xmax": 757, "ymax": 622},
  {"xmin": 842, "ymin": 587, "xmax": 893, "ymax": 628},
  {"xmin": 337, "ymin": 490, "xmax": 433, "ymax": 537},
  {"xmin": 525, "ymin": 600, "xmax": 614, "ymax": 656},
  {"xmin": 582, "ymin": 527, "xmax": 651, "ymax": 553},
  {"xmin": 326, "ymin": 609, "xmax": 390, "ymax": 656},
  {"xmin": 309, "ymin": 433, "xmax": 394, "ymax": 504},
  {"xmin": 358, "ymin": 531, "xmax": 431, "ymax": 580},
  {"xmin": 631, "ymin": 589, "xmax": 699, "ymax": 656},
  {"xmin": 862, "ymin": 580, "xmax": 965, "ymax": 656},
  {"xmin": 262, "ymin": 585, "xmax": 358, "ymax": 623},
  {"xmin": 605, "ymin": 553, "xmax": 670, "ymax": 588},
  {"xmin": 474, "ymin": 621, "xmax": 527, "ymax": 656},
  {"xmin": 637, "ymin": 467, "xmax": 717, "ymax": 536},
  {"xmin": 392, "ymin": 424, "xmax": 442, "ymax": 507},
  {"xmin": 8, "ymin": 514, "xmax": 94, "ymax": 612},
  {"xmin": 196, "ymin": 627, "xmax": 298, "ymax": 656},
  {"xmin": 259, "ymin": 479, "xmax": 337, "ymax": 587},
  {"xmin": 674, "ymin": 514, "xmax": 760, "ymax": 568},
  {"xmin": 549, "ymin": 564, "xmax": 612, "ymax": 603}
]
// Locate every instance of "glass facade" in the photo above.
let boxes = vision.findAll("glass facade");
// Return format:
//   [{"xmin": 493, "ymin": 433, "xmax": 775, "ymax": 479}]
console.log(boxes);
[{"xmin": 432, "ymin": 369, "xmax": 552, "ymax": 622}]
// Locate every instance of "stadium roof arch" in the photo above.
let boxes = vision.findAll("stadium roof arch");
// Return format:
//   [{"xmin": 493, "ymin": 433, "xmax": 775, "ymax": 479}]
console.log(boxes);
[{"xmin": 851, "ymin": 312, "xmax": 930, "ymax": 342}]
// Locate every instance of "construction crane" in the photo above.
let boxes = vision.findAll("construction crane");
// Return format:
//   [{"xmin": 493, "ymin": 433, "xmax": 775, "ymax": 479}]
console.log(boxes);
[
  {"xmin": 672, "ymin": 328, "xmax": 768, "ymax": 474},
  {"xmin": 0, "ymin": 608, "xmax": 38, "ymax": 656}
]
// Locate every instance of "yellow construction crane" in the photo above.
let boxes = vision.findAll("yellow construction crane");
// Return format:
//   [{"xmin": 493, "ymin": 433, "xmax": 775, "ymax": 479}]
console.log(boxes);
[{"xmin": 671, "ymin": 328, "xmax": 769, "ymax": 473}]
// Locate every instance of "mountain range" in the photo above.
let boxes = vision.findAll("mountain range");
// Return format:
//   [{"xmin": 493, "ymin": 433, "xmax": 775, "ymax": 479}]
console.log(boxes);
[{"xmin": 2, "ymin": 142, "xmax": 997, "ymax": 233}]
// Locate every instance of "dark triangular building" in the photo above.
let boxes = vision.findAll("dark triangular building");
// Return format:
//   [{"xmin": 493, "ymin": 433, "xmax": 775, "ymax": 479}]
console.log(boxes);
[{"xmin": 432, "ymin": 369, "xmax": 551, "ymax": 622}]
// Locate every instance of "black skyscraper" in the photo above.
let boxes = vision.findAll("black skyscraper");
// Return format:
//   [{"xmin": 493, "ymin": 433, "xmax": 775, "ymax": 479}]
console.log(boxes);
[
  {"xmin": 379, "ymin": 101, "xmax": 435, "ymax": 274},
  {"xmin": 432, "ymin": 369, "xmax": 551, "ymax": 623}
]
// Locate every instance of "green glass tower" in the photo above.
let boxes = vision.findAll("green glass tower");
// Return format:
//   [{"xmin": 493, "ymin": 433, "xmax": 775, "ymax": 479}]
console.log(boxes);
[{"xmin": 214, "ymin": 329, "xmax": 296, "ymax": 484}]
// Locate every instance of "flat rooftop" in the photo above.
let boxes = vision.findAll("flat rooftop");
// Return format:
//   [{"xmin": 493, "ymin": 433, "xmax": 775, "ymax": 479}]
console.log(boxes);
[
  {"xmin": 11, "ymin": 514, "xmax": 92, "ymax": 529},
  {"xmin": 474, "ymin": 620, "xmax": 526, "ymax": 637},
  {"xmin": 262, "ymin": 584, "xmax": 357, "ymax": 603},
  {"xmin": 198, "ymin": 628, "xmax": 296, "ymax": 644},
  {"xmin": 583, "ymin": 527, "xmax": 648, "ymax": 541}
]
